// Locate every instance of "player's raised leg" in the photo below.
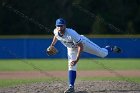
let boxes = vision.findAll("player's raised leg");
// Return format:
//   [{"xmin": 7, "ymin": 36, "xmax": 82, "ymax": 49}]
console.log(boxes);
[
  {"xmin": 81, "ymin": 35, "xmax": 108, "ymax": 57},
  {"xmin": 81, "ymin": 35, "xmax": 121, "ymax": 58}
]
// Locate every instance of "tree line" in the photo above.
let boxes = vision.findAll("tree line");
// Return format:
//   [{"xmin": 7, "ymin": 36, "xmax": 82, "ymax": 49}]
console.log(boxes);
[{"xmin": 0, "ymin": 0, "xmax": 140, "ymax": 35}]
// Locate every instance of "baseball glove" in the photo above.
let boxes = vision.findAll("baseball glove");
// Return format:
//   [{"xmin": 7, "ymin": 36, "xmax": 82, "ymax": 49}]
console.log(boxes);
[{"xmin": 46, "ymin": 46, "xmax": 58, "ymax": 56}]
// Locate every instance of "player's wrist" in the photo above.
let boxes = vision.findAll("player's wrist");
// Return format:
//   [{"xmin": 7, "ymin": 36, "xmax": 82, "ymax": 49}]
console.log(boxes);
[{"xmin": 50, "ymin": 44, "xmax": 55, "ymax": 46}]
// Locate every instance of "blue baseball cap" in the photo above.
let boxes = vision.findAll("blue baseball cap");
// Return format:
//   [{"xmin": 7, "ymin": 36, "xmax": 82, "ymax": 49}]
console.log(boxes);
[{"xmin": 55, "ymin": 18, "xmax": 66, "ymax": 26}]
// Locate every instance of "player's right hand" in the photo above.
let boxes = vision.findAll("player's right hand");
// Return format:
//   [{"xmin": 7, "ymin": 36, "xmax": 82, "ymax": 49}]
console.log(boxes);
[{"xmin": 70, "ymin": 61, "xmax": 78, "ymax": 66}]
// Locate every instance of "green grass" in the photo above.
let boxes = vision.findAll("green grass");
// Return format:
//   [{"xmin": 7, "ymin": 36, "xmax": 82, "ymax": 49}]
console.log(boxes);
[
  {"xmin": 0, "ymin": 59, "xmax": 140, "ymax": 71},
  {"xmin": 0, "ymin": 78, "xmax": 55, "ymax": 87},
  {"xmin": 0, "ymin": 59, "xmax": 67, "ymax": 71},
  {"xmin": 78, "ymin": 58, "xmax": 140, "ymax": 70}
]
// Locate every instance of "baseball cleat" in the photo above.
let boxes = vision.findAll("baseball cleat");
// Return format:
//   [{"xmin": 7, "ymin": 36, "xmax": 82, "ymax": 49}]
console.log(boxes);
[
  {"xmin": 64, "ymin": 87, "xmax": 75, "ymax": 93},
  {"xmin": 105, "ymin": 45, "xmax": 122, "ymax": 53},
  {"xmin": 112, "ymin": 46, "xmax": 122, "ymax": 53}
]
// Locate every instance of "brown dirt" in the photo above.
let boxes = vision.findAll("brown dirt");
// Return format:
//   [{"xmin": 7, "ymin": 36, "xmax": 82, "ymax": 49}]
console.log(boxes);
[
  {"xmin": 0, "ymin": 81, "xmax": 140, "ymax": 93},
  {"xmin": 0, "ymin": 70, "xmax": 140, "ymax": 93},
  {"xmin": 0, "ymin": 70, "xmax": 140, "ymax": 79}
]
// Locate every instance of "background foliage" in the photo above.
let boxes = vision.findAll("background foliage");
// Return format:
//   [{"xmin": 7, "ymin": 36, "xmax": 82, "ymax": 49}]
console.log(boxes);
[{"xmin": 0, "ymin": 0, "xmax": 140, "ymax": 35}]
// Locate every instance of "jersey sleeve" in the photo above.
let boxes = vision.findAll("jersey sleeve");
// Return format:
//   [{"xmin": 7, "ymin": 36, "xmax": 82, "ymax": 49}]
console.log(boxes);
[
  {"xmin": 70, "ymin": 29, "xmax": 82, "ymax": 44},
  {"xmin": 53, "ymin": 29, "xmax": 57, "ymax": 36}
]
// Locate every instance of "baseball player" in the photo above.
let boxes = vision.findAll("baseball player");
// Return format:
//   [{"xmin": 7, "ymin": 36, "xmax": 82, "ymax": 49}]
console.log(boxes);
[{"xmin": 47, "ymin": 18, "xmax": 121, "ymax": 93}]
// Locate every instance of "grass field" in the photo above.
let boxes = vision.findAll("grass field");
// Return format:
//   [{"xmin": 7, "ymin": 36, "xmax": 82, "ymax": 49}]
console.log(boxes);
[
  {"xmin": 0, "ymin": 58, "xmax": 140, "ymax": 71},
  {"xmin": 0, "ymin": 58, "xmax": 140, "ymax": 87}
]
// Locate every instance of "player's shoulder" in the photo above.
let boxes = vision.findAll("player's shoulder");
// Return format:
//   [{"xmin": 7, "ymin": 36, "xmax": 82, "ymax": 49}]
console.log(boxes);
[
  {"xmin": 66, "ymin": 28, "xmax": 75, "ymax": 31},
  {"xmin": 66, "ymin": 28, "xmax": 77, "ymax": 34},
  {"xmin": 53, "ymin": 28, "xmax": 57, "ymax": 32},
  {"xmin": 53, "ymin": 28, "xmax": 57, "ymax": 34}
]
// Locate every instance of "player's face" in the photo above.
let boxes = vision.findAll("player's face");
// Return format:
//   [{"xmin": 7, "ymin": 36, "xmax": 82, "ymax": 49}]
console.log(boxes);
[{"xmin": 56, "ymin": 25, "xmax": 66, "ymax": 33}]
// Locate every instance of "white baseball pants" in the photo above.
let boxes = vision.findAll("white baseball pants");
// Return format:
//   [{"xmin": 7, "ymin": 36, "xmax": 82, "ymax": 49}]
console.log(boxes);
[{"xmin": 67, "ymin": 35, "xmax": 108, "ymax": 71}]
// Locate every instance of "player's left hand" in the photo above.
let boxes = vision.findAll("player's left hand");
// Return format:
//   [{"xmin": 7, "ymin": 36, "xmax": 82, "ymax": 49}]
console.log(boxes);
[
  {"xmin": 70, "ymin": 61, "xmax": 78, "ymax": 66},
  {"xmin": 46, "ymin": 46, "xmax": 58, "ymax": 56}
]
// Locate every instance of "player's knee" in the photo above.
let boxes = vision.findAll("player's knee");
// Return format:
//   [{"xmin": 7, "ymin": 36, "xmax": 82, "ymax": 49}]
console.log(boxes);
[
  {"xmin": 98, "ymin": 52, "xmax": 108, "ymax": 58},
  {"xmin": 100, "ymin": 55, "xmax": 107, "ymax": 58},
  {"xmin": 99, "ymin": 48, "xmax": 108, "ymax": 58}
]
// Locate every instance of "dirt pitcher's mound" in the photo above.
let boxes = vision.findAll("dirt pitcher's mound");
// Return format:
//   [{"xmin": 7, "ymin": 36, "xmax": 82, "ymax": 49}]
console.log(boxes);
[{"xmin": 0, "ymin": 81, "xmax": 140, "ymax": 93}]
